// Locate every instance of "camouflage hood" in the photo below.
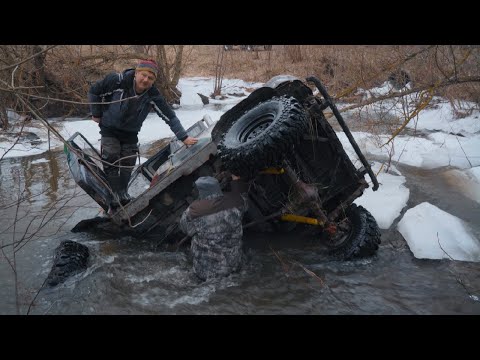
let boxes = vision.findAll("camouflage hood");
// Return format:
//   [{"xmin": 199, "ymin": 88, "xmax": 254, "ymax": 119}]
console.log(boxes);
[{"xmin": 195, "ymin": 176, "xmax": 223, "ymax": 200}]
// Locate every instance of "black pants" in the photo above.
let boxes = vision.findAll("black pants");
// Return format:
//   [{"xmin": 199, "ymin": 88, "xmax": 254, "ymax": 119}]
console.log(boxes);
[{"xmin": 101, "ymin": 136, "xmax": 138, "ymax": 178}]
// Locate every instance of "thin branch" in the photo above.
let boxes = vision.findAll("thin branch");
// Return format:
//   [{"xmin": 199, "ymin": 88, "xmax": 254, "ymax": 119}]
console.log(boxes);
[
  {"xmin": 336, "ymin": 75, "xmax": 480, "ymax": 116},
  {"xmin": 0, "ymin": 45, "xmax": 57, "ymax": 72},
  {"xmin": 27, "ymin": 276, "xmax": 48, "ymax": 315},
  {"xmin": 436, "ymin": 232, "xmax": 478, "ymax": 299},
  {"xmin": 336, "ymin": 45, "xmax": 436, "ymax": 99}
]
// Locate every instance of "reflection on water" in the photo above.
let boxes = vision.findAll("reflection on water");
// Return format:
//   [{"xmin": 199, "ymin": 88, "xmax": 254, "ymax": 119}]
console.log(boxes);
[
  {"xmin": 443, "ymin": 168, "xmax": 480, "ymax": 205},
  {"xmin": 1, "ymin": 150, "xmax": 480, "ymax": 315},
  {"xmin": 0, "ymin": 150, "xmax": 100, "ymax": 314},
  {"xmin": 397, "ymin": 163, "xmax": 480, "ymax": 240}
]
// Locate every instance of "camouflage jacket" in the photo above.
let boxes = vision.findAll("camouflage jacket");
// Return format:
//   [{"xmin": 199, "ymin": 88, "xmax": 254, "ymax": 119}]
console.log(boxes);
[{"xmin": 180, "ymin": 180, "xmax": 248, "ymax": 280}]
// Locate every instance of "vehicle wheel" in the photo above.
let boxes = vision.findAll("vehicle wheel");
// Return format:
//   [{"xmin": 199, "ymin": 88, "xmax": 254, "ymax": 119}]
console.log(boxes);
[
  {"xmin": 45, "ymin": 240, "xmax": 90, "ymax": 287},
  {"xmin": 217, "ymin": 96, "xmax": 309, "ymax": 177},
  {"xmin": 328, "ymin": 204, "xmax": 381, "ymax": 260}
]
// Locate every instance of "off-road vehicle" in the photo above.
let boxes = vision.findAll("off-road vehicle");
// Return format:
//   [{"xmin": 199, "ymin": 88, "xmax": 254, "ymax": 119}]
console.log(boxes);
[
  {"xmin": 224, "ymin": 45, "xmax": 273, "ymax": 51},
  {"xmin": 66, "ymin": 75, "xmax": 381, "ymax": 260}
]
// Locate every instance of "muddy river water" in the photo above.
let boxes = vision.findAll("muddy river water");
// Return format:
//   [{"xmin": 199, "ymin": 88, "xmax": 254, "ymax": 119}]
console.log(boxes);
[{"xmin": 1, "ymin": 148, "xmax": 479, "ymax": 315}]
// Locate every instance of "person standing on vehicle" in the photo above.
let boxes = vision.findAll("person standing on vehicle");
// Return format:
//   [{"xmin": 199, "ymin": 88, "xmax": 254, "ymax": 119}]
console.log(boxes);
[
  {"xmin": 179, "ymin": 174, "xmax": 248, "ymax": 281},
  {"xmin": 88, "ymin": 59, "xmax": 197, "ymax": 213}
]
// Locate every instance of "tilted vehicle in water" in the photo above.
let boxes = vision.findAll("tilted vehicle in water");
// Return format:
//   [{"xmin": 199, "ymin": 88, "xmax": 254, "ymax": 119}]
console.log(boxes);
[{"xmin": 66, "ymin": 75, "xmax": 381, "ymax": 260}]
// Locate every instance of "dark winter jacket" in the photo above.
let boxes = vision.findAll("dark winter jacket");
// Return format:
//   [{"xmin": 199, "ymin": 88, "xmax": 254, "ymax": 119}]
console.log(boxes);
[
  {"xmin": 180, "ymin": 177, "xmax": 248, "ymax": 281},
  {"xmin": 88, "ymin": 69, "xmax": 187, "ymax": 140}
]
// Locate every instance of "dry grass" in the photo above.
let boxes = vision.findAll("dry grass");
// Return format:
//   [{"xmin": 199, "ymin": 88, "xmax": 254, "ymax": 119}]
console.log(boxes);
[
  {"xmin": 1, "ymin": 45, "xmax": 478, "ymax": 122},
  {"xmin": 40, "ymin": 45, "xmax": 480, "ymax": 105},
  {"xmin": 181, "ymin": 45, "xmax": 480, "ymax": 103},
  {"xmin": 181, "ymin": 45, "xmax": 412, "ymax": 91}
]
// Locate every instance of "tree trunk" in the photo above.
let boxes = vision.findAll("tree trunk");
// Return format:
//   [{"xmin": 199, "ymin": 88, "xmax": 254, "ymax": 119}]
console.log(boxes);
[
  {"xmin": 30, "ymin": 45, "xmax": 46, "ymax": 87},
  {"xmin": 155, "ymin": 45, "xmax": 184, "ymax": 105},
  {"xmin": 0, "ymin": 102, "xmax": 8, "ymax": 130},
  {"xmin": 171, "ymin": 45, "xmax": 184, "ymax": 86},
  {"xmin": 213, "ymin": 46, "xmax": 225, "ymax": 97}
]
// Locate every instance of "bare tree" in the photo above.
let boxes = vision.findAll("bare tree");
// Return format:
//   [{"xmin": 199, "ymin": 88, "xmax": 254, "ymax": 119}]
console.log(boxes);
[
  {"xmin": 213, "ymin": 46, "xmax": 226, "ymax": 98},
  {"xmin": 155, "ymin": 45, "xmax": 185, "ymax": 105}
]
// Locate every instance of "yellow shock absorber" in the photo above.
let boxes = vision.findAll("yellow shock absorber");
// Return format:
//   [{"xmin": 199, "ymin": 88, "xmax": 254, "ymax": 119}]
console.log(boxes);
[
  {"xmin": 260, "ymin": 168, "xmax": 285, "ymax": 175},
  {"xmin": 280, "ymin": 214, "xmax": 325, "ymax": 226}
]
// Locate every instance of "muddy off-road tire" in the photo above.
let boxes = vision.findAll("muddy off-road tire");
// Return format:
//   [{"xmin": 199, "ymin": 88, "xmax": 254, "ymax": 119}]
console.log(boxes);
[
  {"xmin": 217, "ymin": 96, "xmax": 309, "ymax": 177},
  {"xmin": 211, "ymin": 87, "xmax": 277, "ymax": 145},
  {"xmin": 45, "ymin": 240, "xmax": 90, "ymax": 287},
  {"xmin": 328, "ymin": 204, "xmax": 381, "ymax": 260}
]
